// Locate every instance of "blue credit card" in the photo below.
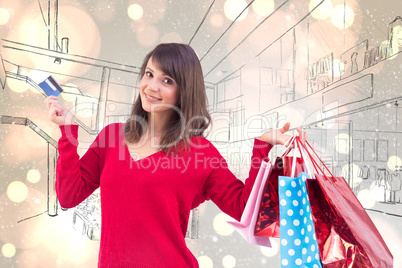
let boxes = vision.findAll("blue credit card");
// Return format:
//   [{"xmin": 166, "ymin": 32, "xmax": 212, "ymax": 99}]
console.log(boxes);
[{"xmin": 39, "ymin": 75, "xmax": 63, "ymax": 97}]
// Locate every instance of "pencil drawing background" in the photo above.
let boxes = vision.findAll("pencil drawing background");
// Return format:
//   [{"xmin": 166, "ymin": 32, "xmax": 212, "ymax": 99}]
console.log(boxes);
[{"xmin": 0, "ymin": 0, "xmax": 401, "ymax": 267}]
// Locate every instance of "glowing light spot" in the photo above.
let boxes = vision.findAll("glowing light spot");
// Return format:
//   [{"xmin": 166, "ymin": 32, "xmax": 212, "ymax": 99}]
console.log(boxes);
[
  {"xmin": 197, "ymin": 255, "xmax": 213, "ymax": 268},
  {"xmin": 357, "ymin": 189, "xmax": 376, "ymax": 208},
  {"xmin": 260, "ymin": 239, "xmax": 279, "ymax": 257},
  {"xmin": 213, "ymin": 212, "xmax": 235, "ymax": 236},
  {"xmin": 252, "ymin": 0, "xmax": 274, "ymax": 17},
  {"xmin": 331, "ymin": 5, "xmax": 354, "ymax": 30},
  {"xmin": 224, "ymin": 0, "xmax": 248, "ymax": 22},
  {"xmin": 0, "ymin": 8, "xmax": 10, "ymax": 25},
  {"xmin": 329, "ymin": 59, "xmax": 345, "ymax": 77},
  {"xmin": 380, "ymin": 40, "xmax": 399, "ymax": 60},
  {"xmin": 27, "ymin": 169, "xmax": 41, "ymax": 184},
  {"xmin": 309, "ymin": 0, "xmax": 332, "ymax": 20},
  {"xmin": 369, "ymin": 181, "xmax": 390, "ymax": 202},
  {"xmin": 127, "ymin": 4, "xmax": 143, "ymax": 20},
  {"xmin": 387, "ymin": 156, "xmax": 402, "ymax": 171},
  {"xmin": 222, "ymin": 255, "xmax": 236, "ymax": 268},
  {"xmin": 210, "ymin": 13, "xmax": 224, "ymax": 27},
  {"xmin": 341, "ymin": 164, "xmax": 362, "ymax": 188},
  {"xmin": 2, "ymin": 243, "xmax": 16, "ymax": 258},
  {"xmin": 334, "ymin": 133, "xmax": 352, "ymax": 154},
  {"xmin": 7, "ymin": 68, "xmax": 29, "ymax": 93},
  {"xmin": 392, "ymin": 25, "xmax": 402, "ymax": 46},
  {"xmin": 7, "ymin": 181, "xmax": 28, "ymax": 203}
]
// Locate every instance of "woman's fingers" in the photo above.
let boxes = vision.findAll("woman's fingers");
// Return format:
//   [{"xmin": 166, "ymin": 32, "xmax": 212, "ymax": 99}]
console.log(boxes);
[
  {"xmin": 295, "ymin": 127, "xmax": 308, "ymax": 144},
  {"xmin": 279, "ymin": 122, "xmax": 291, "ymax": 134}
]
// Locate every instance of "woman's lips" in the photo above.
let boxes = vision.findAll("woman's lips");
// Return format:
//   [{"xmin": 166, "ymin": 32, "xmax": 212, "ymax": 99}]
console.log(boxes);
[{"xmin": 144, "ymin": 93, "xmax": 161, "ymax": 102}]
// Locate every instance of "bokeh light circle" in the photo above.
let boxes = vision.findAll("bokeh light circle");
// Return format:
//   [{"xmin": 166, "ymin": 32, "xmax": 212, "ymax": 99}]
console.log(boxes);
[
  {"xmin": 252, "ymin": 0, "xmax": 274, "ymax": 17},
  {"xmin": 369, "ymin": 181, "xmax": 390, "ymax": 202},
  {"xmin": 341, "ymin": 164, "xmax": 362, "ymax": 188},
  {"xmin": 213, "ymin": 212, "xmax": 235, "ymax": 236},
  {"xmin": 7, "ymin": 68, "xmax": 29, "ymax": 93},
  {"xmin": 224, "ymin": 0, "xmax": 248, "ymax": 22},
  {"xmin": 0, "ymin": 8, "xmax": 10, "ymax": 25},
  {"xmin": 210, "ymin": 13, "xmax": 224, "ymax": 27},
  {"xmin": 392, "ymin": 25, "xmax": 402, "ymax": 46},
  {"xmin": 260, "ymin": 238, "xmax": 279, "ymax": 257},
  {"xmin": 198, "ymin": 255, "xmax": 213, "ymax": 268},
  {"xmin": 380, "ymin": 40, "xmax": 399, "ymax": 60},
  {"xmin": 27, "ymin": 169, "xmax": 41, "ymax": 184},
  {"xmin": 309, "ymin": 0, "xmax": 332, "ymax": 20},
  {"xmin": 387, "ymin": 156, "xmax": 402, "ymax": 171},
  {"xmin": 7, "ymin": 181, "xmax": 29, "ymax": 203},
  {"xmin": 128, "ymin": 4, "xmax": 144, "ymax": 20},
  {"xmin": 331, "ymin": 5, "xmax": 354, "ymax": 30},
  {"xmin": 357, "ymin": 189, "xmax": 376, "ymax": 208},
  {"xmin": 222, "ymin": 254, "xmax": 236, "ymax": 268},
  {"xmin": 2, "ymin": 243, "xmax": 16, "ymax": 258}
]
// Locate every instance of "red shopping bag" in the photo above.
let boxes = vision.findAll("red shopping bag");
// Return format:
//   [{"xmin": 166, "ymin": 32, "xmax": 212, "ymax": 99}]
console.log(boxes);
[
  {"xmin": 253, "ymin": 157, "xmax": 283, "ymax": 237},
  {"xmin": 299, "ymin": 139, "xmax": 393, "ymax": 268},
  {"xmin": 254, "ymin": 153, "xmax": 305, "ymax": 237}
]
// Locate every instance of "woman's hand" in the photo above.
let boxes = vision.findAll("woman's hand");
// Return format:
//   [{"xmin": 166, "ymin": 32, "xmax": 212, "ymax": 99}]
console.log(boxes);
[
  {"xmin": 258, "ymin": 122, "xmax": 307, "ymax": 146},
  {"xmin": 44, "ymin": 96, "xmax": 75, "ymax": 126}
]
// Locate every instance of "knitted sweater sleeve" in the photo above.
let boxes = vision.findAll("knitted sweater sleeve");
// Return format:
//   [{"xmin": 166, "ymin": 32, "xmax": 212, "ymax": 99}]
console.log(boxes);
[
  {"xmin": 202, "ymin": 139, "xmax": 273, "ymax": 222},
  {"xmin": 56, "ymin": 124, "xmax": 101, "ymax": 208}
]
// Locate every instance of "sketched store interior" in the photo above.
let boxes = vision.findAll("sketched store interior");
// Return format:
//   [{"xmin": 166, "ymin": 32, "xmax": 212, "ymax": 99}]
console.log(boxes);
[{"xmin": 209, "ymin": 5, "xmax": 402, "ymax": 213}]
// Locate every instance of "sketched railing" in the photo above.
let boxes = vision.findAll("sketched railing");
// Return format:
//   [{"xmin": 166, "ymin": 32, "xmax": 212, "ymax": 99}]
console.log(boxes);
[
  {"xmin": 5, "ymin": 70, "xmax": 97, "ymax": 135},
  {"xmin": 1, "ymin": 115, "xmax": 59, "ymax": 217}
]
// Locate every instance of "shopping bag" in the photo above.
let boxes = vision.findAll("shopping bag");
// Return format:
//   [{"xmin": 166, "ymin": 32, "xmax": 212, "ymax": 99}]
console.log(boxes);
[
  {"xmin": 253, "ymin": 157, "xmax": 283, "ymax": 238},
  {"xmin": 254, "ymin": 155, "xmax": 305, "ymax": 237},
  {"xmin": 279, "ymin": 139, "xmax": 323, "ymax": 268},
  {"xmin": 227, "ymin": 137, "xmax": 295, "ymax": 246},
  {"xmin": 227, "ymin": 160, "xmax": 273, "ymax": 247},
  {"xmin": 299, "ymin": 139, "xmax": 393, "ymax": 268}
]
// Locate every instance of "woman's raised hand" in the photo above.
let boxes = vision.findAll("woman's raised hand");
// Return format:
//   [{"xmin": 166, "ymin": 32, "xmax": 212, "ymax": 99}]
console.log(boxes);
[
  {"xmin": 258, "ymin": 122, "xmax": 307, "ymax": 146},
  {"xmin": 44, "ymin": 96, "xmax": 75, "ymax": 126}
]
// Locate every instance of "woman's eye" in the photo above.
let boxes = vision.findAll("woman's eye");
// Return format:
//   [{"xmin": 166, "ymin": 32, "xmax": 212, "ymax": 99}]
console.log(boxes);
[
  {"xmin": 145, "ymin": 71, "xmax": 153, "ymax": 77},
  {"xmin": 164, "ymin": 78, "xmax": 173, "ymax": 84}
]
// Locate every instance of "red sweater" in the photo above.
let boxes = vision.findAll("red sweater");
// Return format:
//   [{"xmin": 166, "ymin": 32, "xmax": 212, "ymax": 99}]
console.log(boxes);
[{"xmin": 56, "ymin": 123, "xmax": 272, "ymax": 268}]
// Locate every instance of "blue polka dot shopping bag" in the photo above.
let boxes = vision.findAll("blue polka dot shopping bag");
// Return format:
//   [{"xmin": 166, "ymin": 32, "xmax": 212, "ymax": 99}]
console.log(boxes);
[
  {"xmin": 278, "ymin": 137, "xmax": 322, "ymax": 268},
  {"xmin": 279, "ymin": 171, "xmax": 322, "ymax": 268}
]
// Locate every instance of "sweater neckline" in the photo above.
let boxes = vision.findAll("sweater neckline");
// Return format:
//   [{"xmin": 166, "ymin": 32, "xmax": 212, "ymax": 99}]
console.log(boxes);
[{"xmin": 122, "ymin": 139, "xmax": 163, "ymax": 163}]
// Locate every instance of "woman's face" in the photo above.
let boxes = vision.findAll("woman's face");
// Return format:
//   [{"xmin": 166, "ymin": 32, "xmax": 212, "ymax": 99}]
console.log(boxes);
[{"xmin": 139, "ymin": 57, "xmax": 180, "ymax": 116}]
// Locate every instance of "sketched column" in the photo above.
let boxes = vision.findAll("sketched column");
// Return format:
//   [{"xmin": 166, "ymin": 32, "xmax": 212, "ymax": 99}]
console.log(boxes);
[{"xmin": 95, "ymin": 67, "xmax": 111, "ymax": 132}]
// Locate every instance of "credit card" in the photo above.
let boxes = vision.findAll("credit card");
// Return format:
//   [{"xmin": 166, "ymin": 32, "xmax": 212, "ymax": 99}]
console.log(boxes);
[{"xmin": 39, "ymin": 75, "xmax": 63, "ymax": 97}]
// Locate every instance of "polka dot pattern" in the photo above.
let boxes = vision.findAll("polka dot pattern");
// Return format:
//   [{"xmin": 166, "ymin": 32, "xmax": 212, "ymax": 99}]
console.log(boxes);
[{"xmin": 279, "ymin": 172, "xmax": 322, "ymax": 267}]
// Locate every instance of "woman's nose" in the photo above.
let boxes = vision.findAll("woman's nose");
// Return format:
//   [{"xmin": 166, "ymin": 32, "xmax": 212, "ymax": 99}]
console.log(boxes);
[{"xmin": 147, "ymin": 78, "xmax": 159, "ymax": 92}]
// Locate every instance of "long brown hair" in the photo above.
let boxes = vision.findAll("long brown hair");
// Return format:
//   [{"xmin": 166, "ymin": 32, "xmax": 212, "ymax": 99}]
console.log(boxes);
[{"xmin": 124, "ymin": 43, "xmax": 211, "ymax": 153}]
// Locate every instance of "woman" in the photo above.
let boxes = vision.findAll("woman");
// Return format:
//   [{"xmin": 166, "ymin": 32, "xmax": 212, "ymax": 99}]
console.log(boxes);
[{"xmin": 45, "ymin": 43, "xmax": 305, "ymax": 268}]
